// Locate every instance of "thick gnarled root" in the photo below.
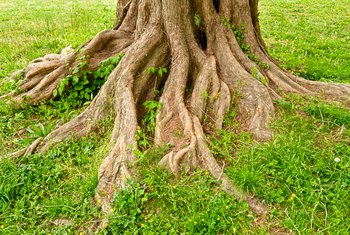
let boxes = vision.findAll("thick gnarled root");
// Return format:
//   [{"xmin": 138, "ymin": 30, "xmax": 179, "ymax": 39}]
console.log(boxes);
[
  {"xmin": 96, "ymin": 24, "xmax": 168, "ymax": 213},
  {"xmin": 0, "ymin": 47, "xmax": 72, "ymax": 103},
  {"xmin": 1, "ymin": 29, "xmax": 133, "ymax": 105},
  {"xmin": 153, "ymin": 1, "xmax": 270, "ymax": 217}
]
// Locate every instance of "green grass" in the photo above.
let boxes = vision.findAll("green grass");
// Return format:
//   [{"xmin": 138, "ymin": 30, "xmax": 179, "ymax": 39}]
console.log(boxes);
[
  {"xmin": 0, "ymin": 136, "xmax": 108, "ymax": 234},
  {"xmin": 222, "ymin": 96, "xmax": 350, "ymax": 234},
  {"xmin": 260, "ymin": 0, "xmax": 350, "ymax": 83},
  {"xmin": 0, "ymin": 0, "xmax": 115, "ymax": 79},
  {"xmin": 1, "ymin": 0, "xmax": 350, "ymax": 234},
  {"xmin": 108, "ymin": 157, "xmax": 257, "ymax": 234}
]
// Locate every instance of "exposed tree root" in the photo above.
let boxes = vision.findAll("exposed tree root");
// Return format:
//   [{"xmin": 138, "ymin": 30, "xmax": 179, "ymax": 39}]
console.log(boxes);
[
  {"xmin": 2, "ymin": 0, "xmax": 350, "ymax": 231},
  {"xmin": 96, "ymin": 25, "xmax": 167, "ymax": 213},
  {"xmin": 1, "ymin": 29, "xmax": 133, "ymax": 105}
]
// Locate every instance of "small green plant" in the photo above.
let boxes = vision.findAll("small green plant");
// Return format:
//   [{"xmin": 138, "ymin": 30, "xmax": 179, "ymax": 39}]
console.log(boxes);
[
  {"xmin": 53, "ymin": 56, "xmax": 90, "ymax": 98},
  {"xmin": 27, "ymin": 122, "xmax": 51, "ymax": 138},
  {"xmin": 260, "ymin": 76, "xmax": 269, "ymax": 85},
  {"xmin": 146, "ymin": 66, "xmax": 168, "ymax": 78},
  {"xmin": 251, "ymin": 67, "xmax": 269, "ymax": 85},
  {"xmin": 221, "ymin": 18, "xmax": 262, "ymax": 64},
  {"xmin": 146, "ymin": 67, "xmax": 167, "ymax": 98},
  {"xmin": 221, "ymin": 18, "xmax": 248, "ymax": 51},
  {"xmin": 194, "ymin": 12, "xmax": 202, "ymax": 27},
  {"xmin": 143, "ymin": 100, "xmax": 162, "ymax": 135},
  {"xmin": 251, "ymin": 67, "xmax": 260, "ymax": 80},
  {"xmin": 200, "ymin": 90, "xmax": 210, "ymax": 100},
  {"xmin": 53, "ymin": 53, "xmax": 124, "ymax": 105},
  {"xmin": 93, "ymin": 53, "xmax": 125, "ymax": 88},
  {"xmin": 261, "ymin": 62, "xmax": 270, "ymax": 70},
  {"xmin": 136, "ymin": 126, "xmax": 149, "ymax": 149},
  {"xmin": 136, "ymin": 100, "xmax": 162, "ymax": 149}
]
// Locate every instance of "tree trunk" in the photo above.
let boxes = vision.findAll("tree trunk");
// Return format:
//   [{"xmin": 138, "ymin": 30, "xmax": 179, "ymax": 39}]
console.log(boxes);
[{"xmin": 2, "ymin": 0, "xmax": 350, "ymax": 221}]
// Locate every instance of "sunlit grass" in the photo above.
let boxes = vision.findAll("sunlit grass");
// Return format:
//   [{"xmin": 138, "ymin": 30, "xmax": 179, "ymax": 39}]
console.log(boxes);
[
  {"xmin": 260, "ymin": 0, "xmax": 350, "ymax": 83},
  {"xmin": 0, "ymin": 0, "xmax": 115, "ymax": 78}
]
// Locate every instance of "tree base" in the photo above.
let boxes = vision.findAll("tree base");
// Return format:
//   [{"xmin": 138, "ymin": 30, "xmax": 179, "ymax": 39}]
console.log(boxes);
[{"xmin": 2, "ymin": 0, "xmax": 350, "ymax": 230}]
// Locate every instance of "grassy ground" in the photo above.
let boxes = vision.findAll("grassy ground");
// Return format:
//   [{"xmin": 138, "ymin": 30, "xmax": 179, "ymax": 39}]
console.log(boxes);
[
  {"xmin": 260, "ymin": 0, "xmax": 350, "ymax": 83},
  {"xmin": 0, "ymin": 0, "xmax": 114, "ymax": 79},
  {"xmin": 0, "ymin": 0, "xmax": 349, "ymax": 234}
]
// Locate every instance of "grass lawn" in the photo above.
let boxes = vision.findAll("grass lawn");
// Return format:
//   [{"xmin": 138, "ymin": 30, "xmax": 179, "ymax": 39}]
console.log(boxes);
[
  {"xmin": 260, "ymin": 0, "xmax": 350, "ymax": 83},
  {"xmin": 0, "ymin": 0, "xmax": 349, "ymax": 234}
]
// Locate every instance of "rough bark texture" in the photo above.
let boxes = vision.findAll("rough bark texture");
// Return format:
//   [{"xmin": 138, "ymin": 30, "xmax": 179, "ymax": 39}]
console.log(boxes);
[{"xmin": 2, "ymin": 0, "xmax": 350, "ymax": 226}]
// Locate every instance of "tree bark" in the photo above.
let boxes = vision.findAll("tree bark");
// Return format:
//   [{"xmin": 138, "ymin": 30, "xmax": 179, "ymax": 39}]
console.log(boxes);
[{"xmin": 2, "ymin": 0, "xmax": 350, "ymax": 223}]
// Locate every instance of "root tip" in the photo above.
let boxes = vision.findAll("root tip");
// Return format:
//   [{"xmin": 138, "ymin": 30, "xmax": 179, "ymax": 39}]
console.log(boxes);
[{"xmin": 252, "ymin": 128, "xmax": 273, "ymax": 142}]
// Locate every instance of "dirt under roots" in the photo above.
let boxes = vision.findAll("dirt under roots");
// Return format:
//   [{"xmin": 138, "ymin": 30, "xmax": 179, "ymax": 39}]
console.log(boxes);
[{"xmin": 1, "ymin": 0, "xmax": 350, "ymax": 229}]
